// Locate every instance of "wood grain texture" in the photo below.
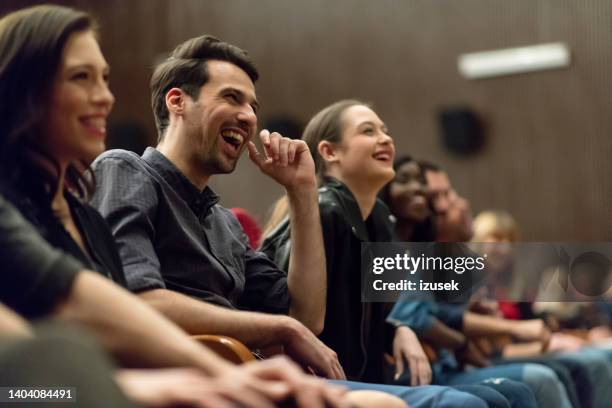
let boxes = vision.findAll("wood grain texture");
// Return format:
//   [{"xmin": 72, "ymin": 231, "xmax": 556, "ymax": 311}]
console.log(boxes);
[{"xmin": 2, "ymin": 0, "xmax": 611, "ymax": 240}]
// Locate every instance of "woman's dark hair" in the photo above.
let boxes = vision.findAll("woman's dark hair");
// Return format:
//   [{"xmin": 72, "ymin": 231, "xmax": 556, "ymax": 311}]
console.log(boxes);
[
  {"xmin": 379, "ymin": 154, "xmax": 436, "ymax": 242},
  {"xmin": 0, "ymin": 5, "xmax": 96, "ymax": 202},
  {"xmin": 301, "ymin": 99, "xmax": 369, "ymax": 183}
]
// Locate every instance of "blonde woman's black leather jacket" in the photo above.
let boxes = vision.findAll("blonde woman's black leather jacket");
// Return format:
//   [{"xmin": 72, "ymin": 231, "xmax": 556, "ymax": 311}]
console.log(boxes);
[{"xmin": 262, "ymin": 178, "xmax": 397, "ymax": 382}]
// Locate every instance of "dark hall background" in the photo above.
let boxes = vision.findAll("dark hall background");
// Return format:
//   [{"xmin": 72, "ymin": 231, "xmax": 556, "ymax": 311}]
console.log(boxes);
[{"xmin": 3, "ymin": 0, "xmax": 612, "ymax": 241}]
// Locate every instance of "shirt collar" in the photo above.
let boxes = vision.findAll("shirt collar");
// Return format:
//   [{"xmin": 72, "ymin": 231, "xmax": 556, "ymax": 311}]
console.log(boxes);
[{"xmin": 142, "ymin": 147, "xmax": 219, "ymax": 215}]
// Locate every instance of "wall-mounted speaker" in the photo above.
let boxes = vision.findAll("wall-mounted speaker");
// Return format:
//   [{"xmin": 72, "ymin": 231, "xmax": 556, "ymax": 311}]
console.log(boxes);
[{"xmin": 438, "ymin": 107, "xmax": 484, "ymax": 155}]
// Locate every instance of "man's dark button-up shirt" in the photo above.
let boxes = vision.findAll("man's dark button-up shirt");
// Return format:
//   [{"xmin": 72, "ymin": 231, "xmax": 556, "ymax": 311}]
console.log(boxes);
[{"xmin": 91, "ymin": 147, "xmax": 290, "ymax": 313}]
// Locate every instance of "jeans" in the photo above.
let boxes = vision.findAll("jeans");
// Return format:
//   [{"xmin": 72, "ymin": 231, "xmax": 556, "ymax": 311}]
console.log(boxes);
[
  {"xmin": 330, "ymin": 380, "xmax": 488, "ymax": 408},
  {"xmin": 435, "ymin": 363, "xmax": 571, "ymax": 408}
]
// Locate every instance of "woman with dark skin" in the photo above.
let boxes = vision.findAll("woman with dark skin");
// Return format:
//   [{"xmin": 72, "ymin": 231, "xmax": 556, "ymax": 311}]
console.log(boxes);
[{"xmin": 379, "ymin": 155, "xmax": 435, "ymax": 242}]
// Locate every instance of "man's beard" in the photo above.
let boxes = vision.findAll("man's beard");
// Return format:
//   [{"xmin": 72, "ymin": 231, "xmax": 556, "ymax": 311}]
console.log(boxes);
[{"xmin": 204, "ymin": 152, "xmax": 239, "ymax": 175}]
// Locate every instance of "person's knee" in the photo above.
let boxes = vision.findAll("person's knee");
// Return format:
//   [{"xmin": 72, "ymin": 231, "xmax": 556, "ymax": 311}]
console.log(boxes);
[
  {"xmin": 522, "ymin": 363, "xmax": 562, "ymax": 391},
  {"xmin": 521, "ymin": 363, "xmax": 571, "ymax": 408},
  {"xmin": 345, "ymin": 390, "xmax": 409, "ymax": 408},
  {"xmin": 436, "ymin": 389, "xmax": 488, "ymax": 408}
]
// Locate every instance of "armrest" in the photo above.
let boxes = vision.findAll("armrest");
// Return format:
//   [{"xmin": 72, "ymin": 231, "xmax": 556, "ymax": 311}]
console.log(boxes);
[{"xmin": 192, "ymin": 335, "xmax": 256, "ymax": 364}]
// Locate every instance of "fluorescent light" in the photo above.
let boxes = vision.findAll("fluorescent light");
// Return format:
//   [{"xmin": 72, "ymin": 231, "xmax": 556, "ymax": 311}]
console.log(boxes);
[{"xmin": 458, "ymin": 42, "xmax": 571, "ymax": 79}]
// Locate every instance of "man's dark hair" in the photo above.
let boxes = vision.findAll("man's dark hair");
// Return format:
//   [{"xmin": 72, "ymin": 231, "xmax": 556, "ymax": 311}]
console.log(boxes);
[{"xmin": 151, "ymin": 34, "xmax": 259, "ymax": 141}]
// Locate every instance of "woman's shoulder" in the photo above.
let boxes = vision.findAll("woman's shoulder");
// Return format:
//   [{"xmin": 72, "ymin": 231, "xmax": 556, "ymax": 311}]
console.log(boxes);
[
  {"xmin": 68, "ymin": 194, "xmax": 113, "ymax": 235},
  {"xmin": 318, "ymin": 179, "xmax": 356, "ymax": 215},
  {"xmin": 0, "ymin": 183, "xmax": 52, "ymax": 232}
]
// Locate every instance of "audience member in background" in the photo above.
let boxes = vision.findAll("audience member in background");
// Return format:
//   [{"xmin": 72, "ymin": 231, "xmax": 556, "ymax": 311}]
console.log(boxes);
[
  {"xmin": 472, "ymin": 210, "xmax": 611, "ymax": 346},
  {"xmin": 419, "ymin": 162, "xmax": 472, "ymax": 243},
  {"xmin": 261, "ymin": 99, "xmax": 540, "ymax": 408},
  {"xmin": 0, "ymin": 6, "xmax": 361, "ymax": 407},
  {"xmin": 472, "ymin": 210, "xmax": 612, "ymax": 408},
  {"xmin": 383, "ymin": 162, "xmax": 568, "ymax": 408},
  {"xmin": 378, "ymin": 155, "xmax": 435, "ymax": 242},
  {"xmin": 230, "ymin": 207, "xmax": 263, "ymax": 249}
]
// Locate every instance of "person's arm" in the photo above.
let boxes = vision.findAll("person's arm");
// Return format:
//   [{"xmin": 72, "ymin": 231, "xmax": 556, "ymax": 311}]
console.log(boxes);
[
  {"xmin": 392, "ymin": 325, "xmax": 432, "ymax": 386},
  {"xmin": 421, "ymin": 318, "xmax": 466, "ymax": 349},
  {"xmin": 388, "ymin": 299, "xmax": 489, "ymax": 364},
  {"xmin": 248, "ymin": 131, "xmax": 325, "ymax": 334},
  {"xmin": 140, "ymin": 288, "xmax": 299, "ymax": 347},
  {"xmin": 54, "ymin": 271, "xmax": 234, "ymax": 374},
  {"xmin": 138, "ymin": 288, "xmax": 345, "ymax": 379},
  {"xmin": 55, "ymin": 271, "xmax": 347, "ymax": 401},
  {"xmin": 286, "ymin": 185, "xmax": 325, "ymax": 333},
  {"xmin": 0, "ymin": 195, "xmax": 83, "ymax": 318},
  {"xmin": 463, "ymin": 311, "xmax": 550, "ymax": 343},
  {"xmin": 388, "ymin": 300, "xmax": 465, "ymax": 347},
  {"xmin": 0, "ymin": 303, "xmax": 32, "ymax": 338}
]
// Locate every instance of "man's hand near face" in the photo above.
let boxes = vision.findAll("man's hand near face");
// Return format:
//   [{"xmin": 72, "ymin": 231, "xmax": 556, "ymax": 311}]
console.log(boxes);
[
  {"xmin": 247, "ymin": 130, "xmax": 327, "ymax": 336},
  {"xmin": 247, "ymin": 130, "xmax": 317, "ymax": 191}
]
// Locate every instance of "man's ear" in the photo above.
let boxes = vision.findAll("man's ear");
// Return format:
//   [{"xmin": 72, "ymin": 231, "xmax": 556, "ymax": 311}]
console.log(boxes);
[
  {"xmin": 318, "ymin": 140, "xmax": 340, "ymax": 165},
  {"xmin": 166, "ymin": 88, "xmax": 186, "ymax": 117}
]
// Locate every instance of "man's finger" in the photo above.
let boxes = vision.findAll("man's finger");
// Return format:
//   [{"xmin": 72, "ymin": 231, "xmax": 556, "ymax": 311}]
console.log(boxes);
[
  {"xmin": 247, "ymin": 141, "xmax": 266, "ymax": 168},
  {"xmin": 249, "ymin": 377, "xmax": 291, "ymax": 401},
  {"xmin": 409, "ymin": 356, "xmax": 418, "ymax": 386},
  {"xmin": 336, "ymin": 361, "xmax": 347, "ymax": 380},
  {"xmin": 268, "ymin": 132, "xmax": 281, "ymax": 160},
  {"xmin": 278, "ymin": 138, "xmax": 289, "ymax": 166},
  {"xmin": 194, "ymin": 394, "xmax": 234, "ymax": 408},
  {"xmin": 416, "ymin": 360, "xmax": 427, "ymax": 386},
  {"xmin": 332, "ymin": 361, "xmax": 344, "ymax": 380},
  {"xmin": 423, "ymin": 364, "xmax": 432, "ymax": 385},
  {"xmin": 225, "ymin": 388, "xmax": 276, "ymax": 408},
  {"xmin": 287, "ymin": 141, "xmax": 298, "ymax": 164},
  {"xmin": 294, "ymin": 385, "xmax": 324, "ymax": 408},
  {"xmin": 322, "ymin": 385, "xmax": 349, "ymax": 408},
  {"xmin": 259, "ymin": 129, "xmax": 272, "ymax": 159},
  {"xmin": 322, "ymin": 360, "xmax": 337, "ymax": 379},
  {"xmin": 394, "ymin": 353, "xmax": 404, "ymax": 380},
  {"xmin": 421, "ymin": 361, "xmax": 432, "ymax": 385}
]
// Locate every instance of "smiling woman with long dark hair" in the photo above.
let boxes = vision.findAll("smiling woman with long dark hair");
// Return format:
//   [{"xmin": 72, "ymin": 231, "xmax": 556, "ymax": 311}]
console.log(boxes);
[{"xmin": 0, "ymin": 5, "xmax": 124, "ymax": 283}]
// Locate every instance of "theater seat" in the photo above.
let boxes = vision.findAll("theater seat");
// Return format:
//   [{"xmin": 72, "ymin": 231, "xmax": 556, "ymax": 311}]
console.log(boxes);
[{"xmin": 193, "ymin": 335, "xmax": 255, "ymax": 364}]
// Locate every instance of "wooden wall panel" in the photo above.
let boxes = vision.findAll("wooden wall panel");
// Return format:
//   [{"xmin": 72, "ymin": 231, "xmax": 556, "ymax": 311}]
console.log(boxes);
[{"xmin": 2, "ymin": 0, "xmax": 612, "ymax": 240}]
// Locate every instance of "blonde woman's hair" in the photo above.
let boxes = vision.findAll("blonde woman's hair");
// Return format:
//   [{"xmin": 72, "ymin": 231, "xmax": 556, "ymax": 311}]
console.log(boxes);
[
  {"xmin": 472, "ymin": 210, "xmax": 520, "ymax": 242},
  {"xmin": 262, "ymin": 99, "xmax": 369, "ymax": 237},
  {"xmin": 261, "ymin": 195, "xmax": 289, "ymax": 242}
]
